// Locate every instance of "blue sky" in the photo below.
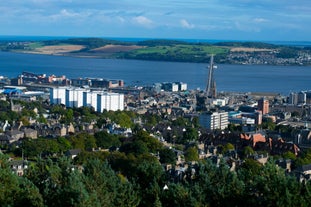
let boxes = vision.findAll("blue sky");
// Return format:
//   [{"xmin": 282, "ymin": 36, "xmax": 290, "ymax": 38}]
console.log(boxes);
[{"xmin": 1, "ymin": 0, "xmax": 311, "ymax": 41}]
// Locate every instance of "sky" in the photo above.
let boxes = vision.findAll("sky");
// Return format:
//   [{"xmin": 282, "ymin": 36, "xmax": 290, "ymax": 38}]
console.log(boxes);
[{"xmin": 1, "ymin": 0, "xmax": 311, "ymax": 41}]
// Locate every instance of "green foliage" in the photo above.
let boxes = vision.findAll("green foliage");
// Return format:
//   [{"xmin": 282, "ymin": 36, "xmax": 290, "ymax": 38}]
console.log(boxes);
[
  {"xmin": 133, "ymin": 130, "xmax": 163, "ymax": 153},
  {"xmin": 159, "ymin": 147, "xmax": 177, "ymax": 165},
  {"xmin": 182, "ymin": 127, "xmax": 199, "ymax": 143},
  {"xmin": 276, "ymin": 47, "xmax": 299, "ymax": 58},
  {"xmin": 239, "ymin": 161, "xmax": 304, "ymax": 207},
  {"xmin": 121, "ymin": 44, "xmax": 228, "ymax": 63},
  {"xmin": 60, "ymin": 108, "xmax": 74, "ymax": 124},
  {"xmin": 37, "ymin": 114, "xmax": 47, "ymax": 124},
  {"xmin": 295, "ymin": 148, "xmax": 311, "ymax": 167},
  {"xmin": 0, "ymin": 100, "xmax": 10, "ymax": 111},
  {"xmin": 119, "ymin": 140, "xmax": 149, "ymax": 156},
  {"xmin": 68, "ymin": 133, "xmax": 97, "ymax": 151},
  {"xmin": 143, "ymin": 114, "xmax": 161, "ymax": 126},
  {"xmin": 0, "ymin": 110, "xmax": 20, "ymax": 124},
  {"xmin": 101, "ymin": 110, "xmax": 135, "ymax": 128},
  {"xmin": 185, "ymin": 146, "xmax": 199, "ymax": 162},
  {"xmin": 161, "ymin": 183, "xmax": 195, "ymax": 207},
  {"xmin": 20, "ymin": 137, "xmax": 72, "ymax": 158},
  {"xmin": 0, "ymin": 154, "xmax": 43, "ymax": 207},
  {"xmin": 2, "ymin": 151, "xmax": 311, "ymax": 207},
  {"xmin": 27, "ymin": 157, "xmax": 90, "ymax": 207},
  {"xmin": 261, "ymin": 117, "xmax": 276, "ymax": 130},
  {"xmin": 282, "ymin": 151, "xmax": 297, "ymax": 160},
  {"xmin": 190, "ymin": 160, "xmax": 245, "ymax": 207},
  {"xmin": 83, "ymin": 159, "xmax": 140, "ymax": 207},
  {"xmin": 223, "ymin": 143, "xmax": 235, "ymax": 153},
  {"xmin": 94, "ymin": 131, "xmax": 121, "ymax": 149},
  {"xmin": 214, "ymin": 41, "xmax": 276, "ymax": 48},
  {"xmin": 241, "ymin": 146, "xmax": 255, "ymax": 158},
  {"xmin": 21, "ymin": 138, "xmax": 61, "ymax": 158},
  {"xmin": 240, "ymin": 158, "xmax": 262, "ymax": 175}
]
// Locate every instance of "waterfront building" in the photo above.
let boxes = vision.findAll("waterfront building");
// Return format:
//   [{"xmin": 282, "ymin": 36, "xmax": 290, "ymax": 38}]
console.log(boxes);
[
  {"xmin": 199, "ymin": 111, "xmax": 228, "ymax": 130},
  {"xmin": 306, "ymin": 91, "xmax": 311, "ymax": 104},
  {"xmin": 298, "ymin": 91, "xmax": 307, "ymax": 105},
  {"xmin": 177, "ymin": 82, "xmax": 187, "ymax": 91},
  {"xmin": 289, "ymin": 92, "xmax": 298, "ymax": 105},
  {"xmin": 71, "ymin": 78, "xmax": 124, "ymax": 88},
  {"xmin": 258, "ymin": 97, "xmax": 269, "ymax": 115},
  {"xmin": 162, "ymin": 82, "xmax": 179, "ymax": 92},
  {"xmin": 71, "ymin": 78, "xmax": 91, "ymax": 87}
]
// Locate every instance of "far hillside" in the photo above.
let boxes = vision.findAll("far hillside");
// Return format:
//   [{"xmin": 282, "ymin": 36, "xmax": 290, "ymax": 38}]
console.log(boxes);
[{"xmin": 1, "ymin": 37, "xmax": 310, "ymax": 65}]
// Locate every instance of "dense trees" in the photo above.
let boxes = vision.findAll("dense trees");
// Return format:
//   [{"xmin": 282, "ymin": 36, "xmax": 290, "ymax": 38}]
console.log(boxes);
[{"xmin": 3, "ymin": 150, "xmax": 311, "ymax": 206}]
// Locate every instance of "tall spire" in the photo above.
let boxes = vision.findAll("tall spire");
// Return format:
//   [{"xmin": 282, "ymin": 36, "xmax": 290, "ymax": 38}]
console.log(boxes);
[{"xmin": 206, "ymin": 54, "xmax": 217, "ymax": 98}]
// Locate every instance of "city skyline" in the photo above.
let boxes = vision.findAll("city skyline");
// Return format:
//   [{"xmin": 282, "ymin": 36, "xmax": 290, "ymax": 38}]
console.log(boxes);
[{"xmin": 0, "ymin": 0, "xmax": 311, "ymax": 41}]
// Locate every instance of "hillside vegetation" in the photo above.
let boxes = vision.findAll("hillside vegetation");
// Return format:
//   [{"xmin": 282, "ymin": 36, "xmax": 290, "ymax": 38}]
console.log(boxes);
[{"xmin": 1, "ymin": 37, "xmax": 311, "ymax": 65}]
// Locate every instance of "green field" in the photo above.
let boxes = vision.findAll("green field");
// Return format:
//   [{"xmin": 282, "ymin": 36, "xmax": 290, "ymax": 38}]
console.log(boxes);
[
  {"xmin": 132, "ymin": 45, "xmax": 227, "ymax": 55},
  {"xmin": 27, "ymin": 42, "xmax": 44, "ymax": 49},
  {"xmin": 120, "ymin": 44, "xmax": 229, "ymax": 62}
]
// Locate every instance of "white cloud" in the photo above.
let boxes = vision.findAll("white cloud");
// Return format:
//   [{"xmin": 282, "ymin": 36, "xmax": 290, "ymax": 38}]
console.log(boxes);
[
  {"xmin": 253, "ymin": 18, "xmax": 268, "ymax": 23},
  {"xmin": 132, "ymin": 16, "xmax": 153, "ymax": 27},
  {"xmin": 117, "ymin": 16, "xmax": 125, "ymax": 23},
  {"xmin": 235, "ymin": 21, "xmax": 261, "ymax": 32},
  {"xmin": 60, "ymin": 9, "xmax": 79, "ymax": 17},
  {"xmin": 180, "ymin": 19, "xmax": 195, "ymax": 29},
  {"xmin": 48, "ymin": 9, "xmax": 91, "ymax": 22}
]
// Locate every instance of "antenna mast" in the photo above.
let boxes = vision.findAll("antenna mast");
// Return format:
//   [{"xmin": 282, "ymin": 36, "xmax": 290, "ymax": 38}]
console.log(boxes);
[{"xmin": 206, "ymin": 54, "xmax": 217, "ymax": 98}]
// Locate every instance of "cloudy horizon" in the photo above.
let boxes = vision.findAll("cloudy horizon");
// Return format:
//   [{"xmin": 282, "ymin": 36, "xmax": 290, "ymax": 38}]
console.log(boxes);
[{"xmin": 1, "ymin": 0, "xmax": 310, "ymax": 41}]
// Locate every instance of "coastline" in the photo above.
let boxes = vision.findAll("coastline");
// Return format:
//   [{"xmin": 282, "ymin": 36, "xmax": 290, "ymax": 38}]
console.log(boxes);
[{"xmin": 6, "ymin": 49, "xmax": 311, "ymax": 66}]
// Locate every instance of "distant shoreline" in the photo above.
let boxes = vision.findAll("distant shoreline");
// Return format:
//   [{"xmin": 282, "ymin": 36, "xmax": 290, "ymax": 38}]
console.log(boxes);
[
  {"xmin": 1, "ymin": 35, "xmax": 311, "ymax": 47},
  {"xmin": 1, "ymin": 37, "xmax": 311, "ymax": 66}
]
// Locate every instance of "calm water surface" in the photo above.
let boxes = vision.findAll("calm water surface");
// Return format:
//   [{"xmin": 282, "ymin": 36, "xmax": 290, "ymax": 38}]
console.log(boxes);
[{"xmin": 0, "ymin": 51, "xmax": 310, "ymax": 95}]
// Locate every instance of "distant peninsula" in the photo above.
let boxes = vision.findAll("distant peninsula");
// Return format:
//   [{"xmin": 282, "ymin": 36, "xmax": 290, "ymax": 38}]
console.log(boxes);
[{"xmin": 1, "ymin": 37, "xmax": 311, "ymax": 65}]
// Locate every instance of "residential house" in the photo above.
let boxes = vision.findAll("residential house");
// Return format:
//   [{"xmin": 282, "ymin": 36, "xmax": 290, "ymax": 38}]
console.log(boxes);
[{"xmin": 10, "ymin": 159, "xmax": 28, "ymax": 176}]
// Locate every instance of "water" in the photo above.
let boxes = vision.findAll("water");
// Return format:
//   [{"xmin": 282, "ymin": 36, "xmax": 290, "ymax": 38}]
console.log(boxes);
[{"xmin": 0, "ymin": 51, "xmax": 310, "ymax": 95}]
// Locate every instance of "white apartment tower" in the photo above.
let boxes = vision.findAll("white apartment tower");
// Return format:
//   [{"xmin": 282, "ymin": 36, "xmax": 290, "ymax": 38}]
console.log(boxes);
[
  {"xmin": 50, "ymin": 87, "xmax": 67, "ymax": 105},
  {"xmin": 97, "ymin": 92, "xmax": 124, "ymax": 112},
  {"xmin": 50, "ymin": 87, "xmax": 124, "ymax": 112},
  {"xmin": 83, "ymin": 91, "xmax": 99, "ymax": 111},
  {"xmin": 66, "ymin": 88, "xmax": 87, "ymax": 108},
  {"xmin": 199, "ymin": 111, "xmax": 229, "ymax": 130},
  {"xmin": 298, "ymin": 91, "xmax": 306, "ymax": 105}
]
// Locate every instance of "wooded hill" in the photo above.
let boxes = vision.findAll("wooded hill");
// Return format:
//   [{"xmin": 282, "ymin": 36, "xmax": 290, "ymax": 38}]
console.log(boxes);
[{"xmin": 1, "ymin": 38, "xmax": 311, "ymax": 65}]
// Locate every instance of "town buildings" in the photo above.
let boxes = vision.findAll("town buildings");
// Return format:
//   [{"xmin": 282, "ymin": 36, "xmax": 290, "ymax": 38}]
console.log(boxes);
[{"xmin": 258, "ymin": 97, "xmax": 269, "ymax": 114}]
